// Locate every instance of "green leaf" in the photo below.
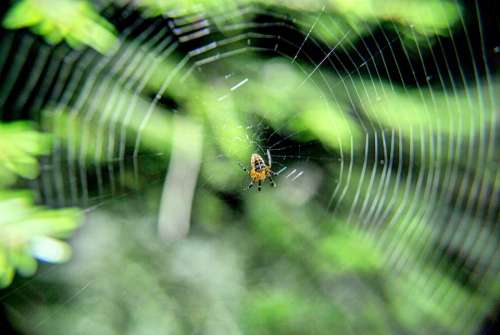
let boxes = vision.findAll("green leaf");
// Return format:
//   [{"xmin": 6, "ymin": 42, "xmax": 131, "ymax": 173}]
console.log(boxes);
[
  {"xmin": 2, "ymin": 0, "xmax": 41, "ymax": 28},
  {"xmin": 0, "ymin": 190, "xmax": 82, "ymax": 288},
  {"xmin": 0, "ymin": 121, "xmax": 52, "ymax": 186},
  {"xmin": 0, "ymin": 248, "xmax": 15, "ymax": 288},
  {"xmin": 2, "ymin": 0, "xmax": 118, "ymax": 54},
  {"xmin": 9, "ymin": 249, "xmax": 37, "ymax": 276}
]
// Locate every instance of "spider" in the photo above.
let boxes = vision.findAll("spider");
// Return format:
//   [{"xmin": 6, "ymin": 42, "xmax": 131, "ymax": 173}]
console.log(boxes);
[{"xmin": 239, "ymin": 149, "xmax": 279, "ymax": 191}]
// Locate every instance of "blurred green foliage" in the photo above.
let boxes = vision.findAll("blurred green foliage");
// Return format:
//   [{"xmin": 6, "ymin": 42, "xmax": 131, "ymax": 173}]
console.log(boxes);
[
  {"xmin": 7, "ymin": 186, "xmax": 488, "ymax": 335},
  {"xmin": 3, "ymin": 0, "xmax": 117, "ymax": 53},
  {"xmin": 0, "ymin": 0, "xmax": 497, "ymax": 335},
  {"xmin": 0, "ymin": 122, "xmax": 82, "ymax": 287},
  {"xmin": 0, "ymin": 190, "xmax": 82, "ymax": 288},
  {"xmin": 2, "ymin": 0, "xmax": 460, "ymax": 54},
  {"xmin": 139, "ymin": 0, "xmax": 461, "ymax": 46},
  {"xmin": 0, "ymin": 122, "xmax": 51, "ymax": 187}
]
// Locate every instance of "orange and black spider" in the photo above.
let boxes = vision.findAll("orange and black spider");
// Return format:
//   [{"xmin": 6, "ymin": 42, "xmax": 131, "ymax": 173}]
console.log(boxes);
[{"xmin": 239, "ymin": 150, "xmax": 278, "ymax": 191}]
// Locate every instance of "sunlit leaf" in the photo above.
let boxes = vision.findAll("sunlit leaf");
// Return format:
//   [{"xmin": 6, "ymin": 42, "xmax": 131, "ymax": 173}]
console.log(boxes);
[
  {"xmin": 3, "ymin": 0, "xmax": 118, "ymax": 54},
  {"xmin": 0, "ymin": 122, "xmax": 52, "ymax": 187},
  {"xmin": 29, "ymin": 236, "xmax": 72, "ymax": 263}
]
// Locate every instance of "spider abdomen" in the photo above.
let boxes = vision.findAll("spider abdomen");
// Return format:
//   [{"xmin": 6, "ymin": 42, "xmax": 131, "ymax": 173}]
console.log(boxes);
[{"xmin": 251, "ymin": 153, "xmax": 266, "ymax": 172}]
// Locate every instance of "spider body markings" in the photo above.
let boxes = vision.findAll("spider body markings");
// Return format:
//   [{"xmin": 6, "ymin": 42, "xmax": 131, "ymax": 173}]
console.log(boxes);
[{"xmin": 239, "ymin": 150, "xmax": 278, "ymax": 191}]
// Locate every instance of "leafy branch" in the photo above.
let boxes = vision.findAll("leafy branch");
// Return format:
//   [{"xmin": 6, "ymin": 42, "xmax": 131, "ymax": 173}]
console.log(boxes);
[{"xmin": 0, "ymin": 122, "xmax": 82, "ymax": 288}]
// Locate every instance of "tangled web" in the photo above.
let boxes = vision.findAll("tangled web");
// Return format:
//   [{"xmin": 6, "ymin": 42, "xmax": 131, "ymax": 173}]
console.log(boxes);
[{"xmin": 0, "ymin": 0, "xmax": 498, "ymax": 334}]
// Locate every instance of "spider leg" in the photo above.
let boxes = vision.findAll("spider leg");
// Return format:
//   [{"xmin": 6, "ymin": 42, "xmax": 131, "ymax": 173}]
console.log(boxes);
[
  {"xmin": 273, "ymin": 166, "xmax": 287, "ymax": 176},
  {"xmin": 257, "ymin": 180, "xmax": 262, "ymax": 192},
  {"xmin": 268, "ymin": 176, "xmax": 276, "ymax": 187},
  {"xmin": 248, "ymin": 182, "xmax": 254, "ymax": 189}
]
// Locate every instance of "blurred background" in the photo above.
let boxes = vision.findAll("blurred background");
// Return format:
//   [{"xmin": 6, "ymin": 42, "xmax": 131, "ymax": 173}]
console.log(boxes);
[{"xmin": 0, "ymin": 0, "xmax": 498, "ymax": 334}]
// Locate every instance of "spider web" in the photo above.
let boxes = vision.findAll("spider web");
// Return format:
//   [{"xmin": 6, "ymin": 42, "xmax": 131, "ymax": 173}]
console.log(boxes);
[{"xmin": 0, "ymin": 0, "xmax": 498, "ymax": 334}]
